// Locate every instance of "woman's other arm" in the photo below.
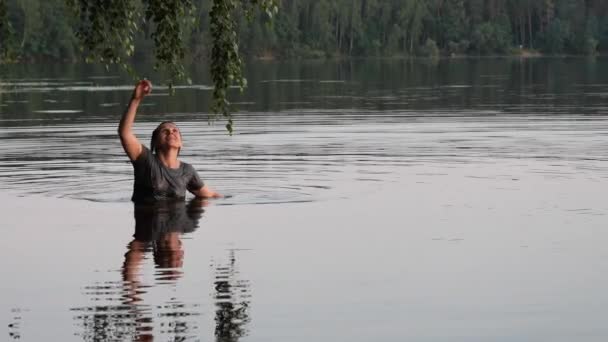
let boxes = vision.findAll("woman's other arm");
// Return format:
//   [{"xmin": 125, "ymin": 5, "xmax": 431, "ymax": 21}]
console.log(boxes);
[{"xmin": 193, "ymin": 185, "xmax": 223, "ymax": 199}]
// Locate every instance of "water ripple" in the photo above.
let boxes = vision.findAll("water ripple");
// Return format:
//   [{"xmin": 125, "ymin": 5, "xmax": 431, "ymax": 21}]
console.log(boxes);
[{"xmin": 1, "ymin": 112, "xmax": 607, "ymax": 204}]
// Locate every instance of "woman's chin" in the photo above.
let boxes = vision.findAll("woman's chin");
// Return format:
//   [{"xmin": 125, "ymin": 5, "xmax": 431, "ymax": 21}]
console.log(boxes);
[{"xmin": 158, "ymin": 144, "xmax": 182, "ymax": 152}]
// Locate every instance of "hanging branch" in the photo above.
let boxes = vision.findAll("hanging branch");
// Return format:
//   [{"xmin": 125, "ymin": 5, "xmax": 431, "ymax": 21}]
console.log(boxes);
[
  {"xmin": 65, "ymin": 0, "xmax": 278, "ymax": 133},
  {"xmin": 210, "ymin": 0, "xmax": 277, "ymax": 133},
  {"xmin": 0, "ymin": 0, "xmax": 14, "ymax": 61},
  {"xmin": 143, "ymin": 0, "xmax": 196, "ymax": 86},
  {"xmin": 66, "ymin": 0, "xmax": 138, "ymax": 74}
]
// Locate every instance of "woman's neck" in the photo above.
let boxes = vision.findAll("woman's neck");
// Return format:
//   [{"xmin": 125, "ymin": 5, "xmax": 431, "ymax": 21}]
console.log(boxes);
[{"xmin": 156, "ymin": 149, "xmax": 180, "ymax": 169}]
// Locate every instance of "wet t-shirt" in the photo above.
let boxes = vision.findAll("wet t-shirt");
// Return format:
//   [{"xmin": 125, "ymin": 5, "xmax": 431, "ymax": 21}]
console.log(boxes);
[{"xmin": 131, "ymin": 145, "xmax": 204, "ymax": 203}]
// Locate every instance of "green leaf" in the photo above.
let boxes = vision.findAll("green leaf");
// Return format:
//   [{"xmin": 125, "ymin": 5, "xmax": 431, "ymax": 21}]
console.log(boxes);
[{"xmin": 62, "ymin": 0, "xmax": 278, "ymax": 133}]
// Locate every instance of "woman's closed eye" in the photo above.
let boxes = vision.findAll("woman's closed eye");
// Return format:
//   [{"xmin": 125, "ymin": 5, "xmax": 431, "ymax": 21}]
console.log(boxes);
[{"xmin": 162, "ymin": 128, "xmax": 179, "ymax": 135}]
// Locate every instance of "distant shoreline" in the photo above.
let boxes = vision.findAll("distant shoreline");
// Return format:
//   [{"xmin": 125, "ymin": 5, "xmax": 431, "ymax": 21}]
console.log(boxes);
[{"xmin": 2, "ymin": 52, "xmax": 607, "ymax": 66}]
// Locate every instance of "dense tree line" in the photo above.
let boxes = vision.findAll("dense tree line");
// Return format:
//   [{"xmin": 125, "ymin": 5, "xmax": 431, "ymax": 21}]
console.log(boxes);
[
  {"xmin": 2, "ymin": 0, "xmax": 608, "ymax": 63},
  {"xmin": 248, "ymin": 0, "xmax": 608, "ymax": 57}
]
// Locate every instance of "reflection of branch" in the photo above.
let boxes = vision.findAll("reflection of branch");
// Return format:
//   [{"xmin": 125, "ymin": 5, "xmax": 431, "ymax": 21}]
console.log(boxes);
[
  {"xmin": 214, "ymin": 249, "xmax": 252, "ymax": 342},
  {"xmin": 8, "ymin": 308, "xmax": 22, "ymax": 340}
]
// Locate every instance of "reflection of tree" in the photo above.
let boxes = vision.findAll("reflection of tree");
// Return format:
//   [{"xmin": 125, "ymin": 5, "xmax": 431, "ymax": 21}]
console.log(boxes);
[
  {"xmin": 214, "ymin": 249, "xmax": 252, "ymax": 342},
  {"xmin": 72, "ymin": 199, "xmax": 205, "ymax": 342},
  {"xmin": 8, "ymin": 308, "xmax": 23, "ymax": 340}
]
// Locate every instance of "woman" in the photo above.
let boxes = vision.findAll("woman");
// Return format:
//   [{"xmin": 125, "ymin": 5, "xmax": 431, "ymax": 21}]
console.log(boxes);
[{"xmin": 118, "ymin": 80, "xmax": 222, "ymax": 203}]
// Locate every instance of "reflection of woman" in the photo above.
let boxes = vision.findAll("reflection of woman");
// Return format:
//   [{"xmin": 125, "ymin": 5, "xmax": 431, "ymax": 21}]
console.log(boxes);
[
  {"xmin": 120, "ymin": 199, "xmax": 207, "ymax": 341},
  {"xmin": 124, "ymin": 200, "xmax": 253, "ymax": 342},
  {"xmin": 74, "ymin": 199, "xmax": 206, "ymax": 342},
  {"xmin": 122, "ymin": 199, "xmax": 206, "ymax": 303}
]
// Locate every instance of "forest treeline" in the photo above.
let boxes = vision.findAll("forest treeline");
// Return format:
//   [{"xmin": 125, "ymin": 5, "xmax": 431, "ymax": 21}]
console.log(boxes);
[{"xmin": 2, "ymin": 0, "xmax": 608, "ymax": 62}]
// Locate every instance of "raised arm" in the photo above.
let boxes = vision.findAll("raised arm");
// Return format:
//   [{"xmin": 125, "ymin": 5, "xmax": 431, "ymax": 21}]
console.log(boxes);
[{"xmin": 118, "ymin": 80, "xmax": 151, "ymax": 161}]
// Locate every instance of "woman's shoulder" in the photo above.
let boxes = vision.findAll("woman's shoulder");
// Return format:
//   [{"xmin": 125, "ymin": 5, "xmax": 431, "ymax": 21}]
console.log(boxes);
[
  {"xmin": 179, "ymin": 160, "xmax": 196, "ymax": 172},
  {"xmin": 132, "ymin": 144, "xmax": 154, "ymax": 165}
]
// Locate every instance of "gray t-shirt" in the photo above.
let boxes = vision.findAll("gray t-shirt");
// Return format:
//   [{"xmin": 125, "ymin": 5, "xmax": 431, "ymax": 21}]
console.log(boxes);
[{"xmin": 131, "ymin": 145, "xmax": 204, "ymax": 203}]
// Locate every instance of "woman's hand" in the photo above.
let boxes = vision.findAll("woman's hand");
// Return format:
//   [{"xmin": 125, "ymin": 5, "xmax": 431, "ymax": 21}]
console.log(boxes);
[
  {"xmin": 194, "ymin": 185, "xmax": 223, "ymax": 199},
  {"xmin": 132, "ymin": 80, "xmax": 152, "ymax": 101}
]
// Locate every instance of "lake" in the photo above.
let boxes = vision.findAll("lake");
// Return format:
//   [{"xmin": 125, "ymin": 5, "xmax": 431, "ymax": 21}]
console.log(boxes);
[{"xmin": 2, "ymin": 57, "xmax": 608, "ymax": 341}]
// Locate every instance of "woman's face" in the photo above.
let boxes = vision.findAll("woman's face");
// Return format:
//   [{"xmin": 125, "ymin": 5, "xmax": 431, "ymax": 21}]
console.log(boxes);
[{"xmin": 156, "ymin": 123, "xmax": 183, "ymax": 150}]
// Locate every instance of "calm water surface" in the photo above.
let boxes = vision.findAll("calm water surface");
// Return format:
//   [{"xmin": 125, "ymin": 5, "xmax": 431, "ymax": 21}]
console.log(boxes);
[{"xmin": 2, "ymin": 58, "xmax": 608, "ymax": 341}]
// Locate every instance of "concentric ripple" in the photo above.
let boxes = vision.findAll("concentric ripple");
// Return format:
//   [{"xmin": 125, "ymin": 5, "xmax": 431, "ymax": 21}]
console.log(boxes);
[{"xmin": 1, "ymin": 111, "xmax": 608, "ymax": 205}]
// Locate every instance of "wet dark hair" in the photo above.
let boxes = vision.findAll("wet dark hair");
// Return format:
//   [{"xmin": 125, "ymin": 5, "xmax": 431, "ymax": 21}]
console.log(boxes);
[{"xmin": 150, "ymin": 121, "xmax": 182, "ymax": 155}]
